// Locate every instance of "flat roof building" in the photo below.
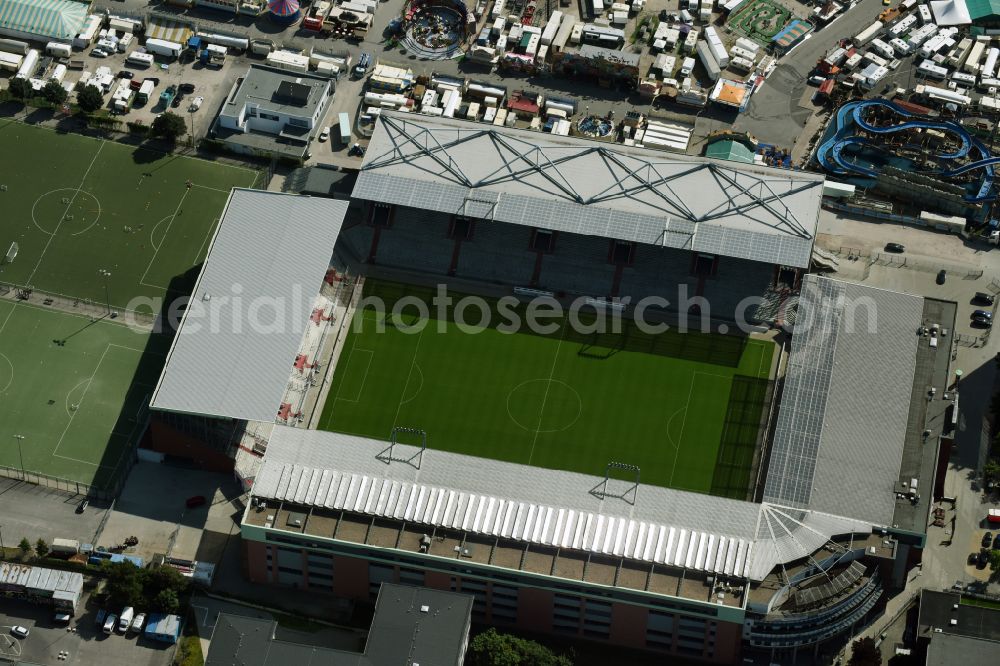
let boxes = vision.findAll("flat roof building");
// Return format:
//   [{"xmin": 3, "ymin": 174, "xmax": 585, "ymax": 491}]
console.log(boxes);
[
  {"xmin": 204, "ymin": 584, "xmax": 472, "ymax": 666},
  {"xmin": 212, "ymin": 66, "xmax": 334, "ymax": 160}
]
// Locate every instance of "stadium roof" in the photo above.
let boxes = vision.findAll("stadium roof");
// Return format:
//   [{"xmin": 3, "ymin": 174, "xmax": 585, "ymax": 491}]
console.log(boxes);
[
  {"xmin": 150, "ymin": 190, "xmax": 348, "ymax": 423},
  {"xmin": 0, "ymin": 0, "xmax": 88, "ymax": 41},
  {"xmin": 762, "ymin": 275, "xmax": 922, "ymax": 526},
  {"xmin": 251, "ymin": 426, "xmax": 871, "ymax": 582},
  {"xmin": 353, "ymin": 112, "xmax": 824, "ymax": 268}
]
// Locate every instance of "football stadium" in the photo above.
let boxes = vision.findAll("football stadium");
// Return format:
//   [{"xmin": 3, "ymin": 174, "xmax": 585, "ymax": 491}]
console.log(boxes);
[{"xmin": 147, "ymin": 113, "xmax": 956, "ymax": 664}]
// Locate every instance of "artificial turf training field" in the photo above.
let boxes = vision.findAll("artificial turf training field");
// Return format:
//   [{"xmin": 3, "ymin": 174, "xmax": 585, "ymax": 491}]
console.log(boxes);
[
  {"xmin": 0, "ymin": 299, "xmax": 168, "ymax": 486},
  {"xmin": 0, "ymin": 121, "xmax": 258, "ymax": 309},
  {"xmin": 319, "ymin": 282, "xmax": 776, "ymax": 499},
  {"xmin": 0, "ymin": 121, "xmax": 257, "ymax": 487}
]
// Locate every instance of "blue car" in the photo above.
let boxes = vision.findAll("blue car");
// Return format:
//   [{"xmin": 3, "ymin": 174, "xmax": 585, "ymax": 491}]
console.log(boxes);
[{"xmin": 972, "ymin": 309, "xmax": 993, "ymax": 320}]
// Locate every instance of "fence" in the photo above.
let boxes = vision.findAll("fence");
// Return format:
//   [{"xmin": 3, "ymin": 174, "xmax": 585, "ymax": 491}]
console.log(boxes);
[{"xmin": 0, "ymin": 281, "xmax": 158, "ymax": 330}]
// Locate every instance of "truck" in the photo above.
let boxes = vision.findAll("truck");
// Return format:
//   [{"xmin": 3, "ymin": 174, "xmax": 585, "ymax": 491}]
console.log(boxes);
[
  {"xmin": 136, "ymin": 79, "xmax": 155, "ymax": 104},
  {"xmin": 200, "ymin": 43, "xmax": 226, "ymax": 67},
  {"xmin": 144, "ymin": 38, "xmax": 182, "ymax": 58},
  {"xmin": 159, "ymin": 85, "xmax": 176, "ymax": 107},
  {"xmin": 338, "ymin": 111, "xmax": 351, "ymax": 145}
]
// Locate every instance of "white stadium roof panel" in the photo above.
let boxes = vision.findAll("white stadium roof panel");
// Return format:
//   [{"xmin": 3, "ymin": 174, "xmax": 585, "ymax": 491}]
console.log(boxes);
[
  {"xmin": 353, "ymin": 112, "xmax": 824, "ymax": 268},
  {"xmin": 252, "ymin": 427, "xmax": 873, "ymax": 582},
  {"xmin": 150, "ymin": 189, "xmax": 348, "ymax": 423}
]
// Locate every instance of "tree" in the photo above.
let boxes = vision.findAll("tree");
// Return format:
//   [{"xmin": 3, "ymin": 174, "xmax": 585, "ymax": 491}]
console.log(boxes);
[
  {"xmin": 153, "ymin": 588, "xmax": 179, "ymax": 614},
  {"xmin": 849, "ymin": 637, "xmax": 881, "ymax": 666},
  {"xmin": 18, "ymin": 538, "xmax": 32, "ymax": 558},
  {"xmin": 990, "ymin": 549, "xmax": 1000, "ymax": 573},
  {"xmin": 105, "ymin": 562, "xmax": 144, "ymax": 609},
  {"xmin": 143, "ymin": 564, "xmax": 189, "ymax": 603},
  {"xmin": 34, "ymin": 539, "xmax": 49, "ymax": 559},
  {"xmin": 41, "ymin": 79, "xmax": 67, "ymax": 105},
  {"xmin": 7, "ymin": 77, "xmax": 31, "ymax": 100},
  {"xmin": 985, "ymin": 459, "xmax": 1000, "ymax": 484},
  {"xmin": 150, "ymin": 112, "xmax": 187, "ymax": 142},
  {"xmin": 76, "ymin": 84, "xmax": 104, "ymax": 113},
  {"xmin": 468, "ymin": 629, "xmax": 573, "ymax": 666}
]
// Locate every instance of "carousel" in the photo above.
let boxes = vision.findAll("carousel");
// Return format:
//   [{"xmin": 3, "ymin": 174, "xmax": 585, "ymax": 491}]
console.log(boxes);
[{"xmin": 398, "ymin": 0, "xmax": 469, "ymax": 59}]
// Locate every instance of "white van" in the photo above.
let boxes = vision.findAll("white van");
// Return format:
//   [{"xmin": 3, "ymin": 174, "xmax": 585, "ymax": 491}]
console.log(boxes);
[
  {"xmin": 117, "ymin": 607, "xmax": 134, "ymax": 633},
  {"xmin": 103, "ymin": 614, "xmax": 117, "ymax": 634}
]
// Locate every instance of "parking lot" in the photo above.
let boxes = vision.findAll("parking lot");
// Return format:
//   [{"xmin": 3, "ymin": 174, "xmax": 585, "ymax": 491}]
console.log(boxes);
[
  {"xmin": 101, "ymin": 462, "xmax": 242, "ymax": 564},
  {"xmin": 0, "ymin": 598, "xmax": 173, "ymax": 666},
  {"xmin": 0, "ymin": 478, "xmax": 110, "ymax": 550}
]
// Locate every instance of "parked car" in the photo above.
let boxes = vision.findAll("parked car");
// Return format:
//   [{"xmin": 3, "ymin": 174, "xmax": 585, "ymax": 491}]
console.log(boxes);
[
  {"xmin": 968, "ymin": 552, "xmax": 978, "ymax": 565},
  {"xmin": 884, "ymin": 242, "xmax": 905, "ymax": 253},
  {"xmin": 132, "ymin": 613, "xmax": 146, "ymax": 632},
  {"xmin": 319, "ymin": 126, "xmax": 330, "ymax": 142},
  {"xmin": 973, "ymin": 292, "xmax": 995, "ymax": 305},
  {"xmin": 973, "ymin": 310, "xmax": 993, "ymax": 320},
  {"xmin": 994, "ymin": 534, "xmax": 1000, "ymax": 550},
  {"xmin": 103, "ymin": 614, "xmax": 117, "ymax": 635},
  {"xmin": 983, "ymin": 532, "xmax": 994, "ymax": 548},
  {"xmin": 186, "ymin": 495, "xmax": 207, "ymax": 508},
  {"xmin": 808, "ymin": 75, "xmax": 826, "ymax": 86},
  {"xmin": 76, "ymin": 498, "xmax": 88, "ymax": 513},
  {"xmin": 118, "ymin": 607, "xmax": 134, "ymax": 633},
  {"xmin": 171, "ymin": 94, "xmax": 182, "ymax": 108},
  {"xmin": 95, "ymin": 609, "xmax": 107, "ymax": 627},
  {"xmin": 973, "ymin": 315, "xmax": 993, "ymax": 328},
  {"xmin": 10, "ymin": 626, "xmax": 29, "ymax": 639},
  {"xmin": 91, "ymin": 48, "xmax": 108, "ymax": 58},
  {"xmin": 118, "ymin": 70, "xmax": 134, "ymax": 79},
  {"xmin": 53, "ymin": 612, "xmax": 72, "ymax": 624},
  {"xmin": 179, "ymin": 82, "xmax": 195, "ymax": 94},
  {"xmin": 189, "ymin": 96, "xmax": 203, "ymax": 112},
  {"xmin": 937, "ymin": 269, "xmax": 947, "ymax": 285},
  {"xmin": 977, "ymin": 549, "xmax": 989, "ymax": 568}
]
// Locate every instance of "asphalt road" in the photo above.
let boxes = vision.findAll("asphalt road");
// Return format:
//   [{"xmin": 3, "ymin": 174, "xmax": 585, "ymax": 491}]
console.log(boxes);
[{"xmin": 735, "ymin": 0, "xmax": 891, "ymax": 145}]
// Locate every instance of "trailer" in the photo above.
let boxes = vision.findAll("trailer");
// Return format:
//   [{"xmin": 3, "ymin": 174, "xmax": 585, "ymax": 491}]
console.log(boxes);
[
  {"xmin": 889, "ymin": 14, "xmax": 917, "ymax": 37},
  {"xmin": 854, "ymin": 21, "xmax": 883, "ymax": 47},
  {"xmin": 50, "ymin": 539, "xmax": 80, "ymax": 556},
  {"xmin": 0, "ymin": 51, "xmax": 21, "ymax": 71},
  {"xmin": 982, "ymin": 47, "xmax": 999, "ymax": 80},
  {"xmin": 696, "ymin": 41, "xmax": 721, "ymax": 82},
  {"xmin": 136, "ymin": 79, "xmax": 155, "ymax": 103},
  {"xmin": 250, "ymin": 39, "xmax": 274, "ymax": 56},
  {"xmin": 45, "ymin": 41, "xmax": 72, "ymax": 58},
  {"xmin": 200, "ymin": 43, "xmax": 227, "ymax": 67},
  {"xmin": 703, "ymin": 26, "xmax": 729, "ymax": 68},
  {"xmin": 918, "ymin": 59, "xmax": 949, "ymax": 80},
  {"xmin": 552, "ymin": 17, "xmax": 575, "ymax": 54},
  {"xmin": 907, "ymin": 23, "xmax": 937, "ymax": 48},
  {"xmin": 144, "ymin": 38, "xmax": 182, "ymax": 58},
  {"xmin": 964, "ymin": 40, "xmax": 986, "ymax": 73},
  {"xmin": 338, "ymin": 112, "xmax": 351, "ymax": 144},
  {"xmin": 266, "ymin": 50, "xmax": 309, "ymax": 73},
  {"xmin": 947, "ymin": 36, "xmax": 972, "ymax": 67},
  {"xmin": 0, "ymin": 38, "xmax": 29, "ymax": 55},
  {"xmin": 14, "ymin": 49, "xmax": 39, "ymax": 79},
  {"xmin": 126, "ymin": 52, "xmax": 154, "ymax": 67},
  {"xmin": 540, "ymin": 11, "xmax": 563, "ymax": 46},
  {"xmin": 918, "ymin": 4, "xmax": 932, "ymax": 22}
]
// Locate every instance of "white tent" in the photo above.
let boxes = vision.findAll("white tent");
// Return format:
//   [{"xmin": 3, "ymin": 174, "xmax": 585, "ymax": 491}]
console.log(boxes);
[{"xmin": 930, "ymin": 0, "xmax": 971, "ymax": 25}]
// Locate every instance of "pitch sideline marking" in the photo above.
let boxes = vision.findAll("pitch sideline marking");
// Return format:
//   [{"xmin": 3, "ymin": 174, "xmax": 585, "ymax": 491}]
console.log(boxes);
[
  {"xmin": 138, "ymin": 187, "xmax": 191, "ymax": 289},
  {"xmin": 334, "ymin": 348, "xmax": 374, "ymax": 403},
  {"xmin": 51, "ymin": 343, "xmax": 140, "ymax": 468},
  {"xmin": 526, "ymin": 322, "xmax": 567, "ymax": 466},
  {"xmin": 25, "ymin": 141, "xmax": 106, "ymax": 286}
]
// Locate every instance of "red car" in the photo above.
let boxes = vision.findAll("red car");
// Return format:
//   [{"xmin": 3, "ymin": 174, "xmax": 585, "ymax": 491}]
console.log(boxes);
[{"xmin": 185, "ymin": 495, "xmax": 206, "ymax": 508}]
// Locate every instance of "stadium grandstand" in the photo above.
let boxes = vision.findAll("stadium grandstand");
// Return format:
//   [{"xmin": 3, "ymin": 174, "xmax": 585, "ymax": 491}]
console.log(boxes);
[
  {"xmin": 145, "ymin": 115, "xmax": 956, "ymax": 664},
  {"xmin": 337, "ymin": 112, "xmax": 824, "ymax": 323}
]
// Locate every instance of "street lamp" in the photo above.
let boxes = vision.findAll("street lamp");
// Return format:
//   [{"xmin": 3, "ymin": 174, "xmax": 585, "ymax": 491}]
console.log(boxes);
[
  {"xmin": 97, "ymin": 269, "xmax": 112, "ymax": 317},
  {"xmin": 12, "ymin": 435, "xmax": 25, "ymax": 480}
]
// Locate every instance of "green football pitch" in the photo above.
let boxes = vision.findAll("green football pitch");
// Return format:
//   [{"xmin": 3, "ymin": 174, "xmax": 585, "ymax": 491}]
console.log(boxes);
[
  {"xmin": 0, "ymin": 120, "xmax": 258, "ymax": 488},
  {"xmin": 0, "ymin": 121, "xmax": 259, "ymax": 309},
  {"xmin": 0, "ymin": 299, "xmax": 168, "ymax": 487},
  {"xmin": 319, "ymin": 282, "xmax": 775, "ymax": 498}
]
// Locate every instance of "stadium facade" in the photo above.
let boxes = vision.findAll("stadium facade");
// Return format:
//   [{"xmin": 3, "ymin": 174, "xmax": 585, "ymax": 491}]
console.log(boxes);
[{"xmin": 148, "ymin": 114, "xmax": 956, "ymax": 664}]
